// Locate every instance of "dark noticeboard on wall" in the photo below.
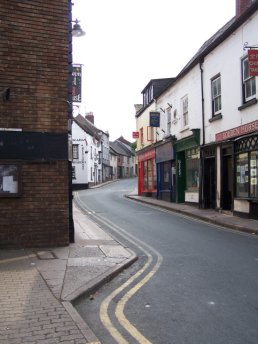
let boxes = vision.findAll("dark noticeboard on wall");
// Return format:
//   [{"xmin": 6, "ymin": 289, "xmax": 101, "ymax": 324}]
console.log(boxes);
[
  {"xmin": 149, "ymin": 112, "xmax": 160, "ymax": 127},
  {"xmin": 0, "ymin": 163, "xmax": 21, "ymax": 197}
]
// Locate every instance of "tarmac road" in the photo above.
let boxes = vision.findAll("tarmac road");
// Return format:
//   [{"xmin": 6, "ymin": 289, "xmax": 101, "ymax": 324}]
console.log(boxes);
[{"xmin": 74, "ymin": 178, "xmax": 258, "ymax": 344}]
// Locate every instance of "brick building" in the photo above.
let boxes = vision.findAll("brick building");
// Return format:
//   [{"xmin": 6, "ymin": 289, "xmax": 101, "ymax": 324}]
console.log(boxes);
[{"xmin": 0, "ymin": 1, "xmax": 73, "ymax": 247}]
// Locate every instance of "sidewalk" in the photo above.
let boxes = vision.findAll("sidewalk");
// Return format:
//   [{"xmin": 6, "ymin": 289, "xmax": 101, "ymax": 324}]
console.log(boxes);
[
  {"xmin": 126, "ymin": 193, "xmax": 258, "ymax": 235},
  {"xmin": 0, "ymin": 203, "xmax": 136, "ymax": 344}
]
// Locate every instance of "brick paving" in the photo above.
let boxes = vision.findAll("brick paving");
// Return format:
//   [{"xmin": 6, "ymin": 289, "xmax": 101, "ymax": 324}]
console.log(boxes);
[{"xmin": 0, "ymin": 251, "xmax": 87, "ymax": 344}]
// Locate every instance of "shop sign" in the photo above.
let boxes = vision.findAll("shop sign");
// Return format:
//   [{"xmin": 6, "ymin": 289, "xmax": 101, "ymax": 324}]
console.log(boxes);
[
  {"xmin": 149, "ymin": 112, "xmax": 160, "ymax": 127},
  {"xmin": 72, "ymin": 65, "xmax": 82, "ymax": 102},
  {"xmin": 216, "ymin": 120, "xmax": 258, "ymax": 142},
  {"xmin": 138, "ymin": 149, "xmax": 155, "ymax": 162},
  {"xmin": 248, "ymin": 49, "xmax": 258, "ymax": 76},
  {"xmin": 132, "ymin": 131, "xmax": 139, "ymax": 138},
  {"xmin": 156, "ymin": 142, "xmax": 174, "ymax": 163}
]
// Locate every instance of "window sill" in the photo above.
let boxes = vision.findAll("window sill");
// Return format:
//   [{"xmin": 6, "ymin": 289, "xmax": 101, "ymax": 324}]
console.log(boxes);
[
  {"xmin": 238, "ymin": 98, "xmax": 257, "ymax": 111},
  {"xmin": 209, "ymin": 114, "xmax": 222, "ymax": 122},
  {"xmin": 180, "ymin": 126, "xmax": 190, "ymax": 133}
]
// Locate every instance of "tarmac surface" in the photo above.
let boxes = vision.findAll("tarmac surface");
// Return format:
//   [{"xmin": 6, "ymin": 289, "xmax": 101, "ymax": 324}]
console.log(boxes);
[{"xmin": 1, "ymin": 181, "xmax": 258, "ymax": 344}]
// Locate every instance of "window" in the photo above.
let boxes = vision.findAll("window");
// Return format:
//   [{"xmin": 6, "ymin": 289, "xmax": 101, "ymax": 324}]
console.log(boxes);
[
  {"xmin": 147, "ymin": 126, "xmax": 154, "ymax": 142},
  {"xmin": 140, "ymin": 127, "xmax": 144, "ymax": 145},
  {"xmin": 236, "ymin": 150, "xmax": 258, "ymax": 198},
  {"xmin": 186, "ymin": 148, "xmax": 200, "ymax": 191},
  {"xmin": 72, "ymin": 166, "xmax": 76, "ymax": 179},
  {"xmin": 211, "ymin": 75, "xmax": 221, "ymax": 116},
  {"xmin": 167, "ymin": 108, "xmax": 171, "ymax": 134},
  {"xmin": 72, "ymin": 144, "xmax": 79, "ymax": 160},
  {"xmin": 182, "ymin": 96, "xmax": 188, "ymax": 127},
  {"xmin": 242, "ymin": 56, "xmax": 256, "ymax": 102}
]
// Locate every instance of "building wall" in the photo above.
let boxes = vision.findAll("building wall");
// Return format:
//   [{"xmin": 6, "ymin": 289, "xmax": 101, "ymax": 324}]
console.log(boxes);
[
  {"xmin": 0, "ymin": 0, "xmax": 71, "ymax": 247},
  {"xmin": 135, "ymin": 103, "xmax": 156, "ymax": 151},
  {"xmin": 72, "ymin": 122, "xmax": 88, "ymax": 186},
  {"xmin": 203, "ymin": 12, "xmax": 258, "ymax": 144}
]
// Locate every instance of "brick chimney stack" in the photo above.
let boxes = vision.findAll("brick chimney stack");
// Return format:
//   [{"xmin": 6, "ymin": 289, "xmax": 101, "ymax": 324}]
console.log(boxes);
[
  {"xmin": 236, "ymin": 0, "xmax": 254, "ymax": 16},
  {"xmin": 85, "ymin": 112, "xmax": 94, "ymax": 124}
]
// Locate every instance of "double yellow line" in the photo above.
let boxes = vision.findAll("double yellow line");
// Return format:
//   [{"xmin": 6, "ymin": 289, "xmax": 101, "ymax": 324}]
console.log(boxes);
[{"xmin": 75, "ymin": 192, "xmax": 163, "ymax": 343}]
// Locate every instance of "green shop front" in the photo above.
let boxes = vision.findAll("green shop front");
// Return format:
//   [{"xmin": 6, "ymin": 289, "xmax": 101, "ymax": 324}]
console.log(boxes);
[{"xmin": 174, "ymin": 129, "xmax": 200, "ymax": 204}]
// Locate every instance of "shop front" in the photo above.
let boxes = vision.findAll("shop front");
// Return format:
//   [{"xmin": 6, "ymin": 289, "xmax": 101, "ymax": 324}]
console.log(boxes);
[
  {"xmin": 156, "ymin": 140, "xmax": 176, "ymax": 202},
  {"xmin": 216, "ymin": 120, "xmax": 258, "ymax": 219},
  {"xmin": 174, "ymin": 129, "xmax": 200, "ymax": 204},
  {"xmin": 137, "ymin": 147, "xmax": 156, "ymax": 197}
]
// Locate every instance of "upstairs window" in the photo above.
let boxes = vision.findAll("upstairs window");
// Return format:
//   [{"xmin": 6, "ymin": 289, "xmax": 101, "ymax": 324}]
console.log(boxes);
[
  {"xmin": 72, "ymin": 144, "xmax": 79, "ymax": 160},
  {"xmin": 167, "ymin": 107, "xmax": 171, "ymax": 135},
  {"xmin": 147, "ymin": 126, "xmax": 154, "ymax": 142},
  {"xmin": 211, "ymin": 75, "xmax": 221, "ymax": 116},
  {"xmin": 242, "ymin": 56, "xmax": 256, "ymax": 103},
  {"xmin": 182, "ymin": 96, "xmax": 188, "ymax": 127}
]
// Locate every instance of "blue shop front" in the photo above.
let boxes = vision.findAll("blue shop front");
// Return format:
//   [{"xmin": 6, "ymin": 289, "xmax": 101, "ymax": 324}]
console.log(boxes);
[{"xmin": 156, "ymin": 139, "xmax": 176, "ymax": 202}]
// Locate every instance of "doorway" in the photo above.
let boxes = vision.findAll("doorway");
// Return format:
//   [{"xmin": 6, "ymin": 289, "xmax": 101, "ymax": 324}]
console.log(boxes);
[
  {"xmin": 221, "ymin": 147, "xmax": 233, "ymax": 211},
  {"xmin": 203, "ymin": 157, "xmax": 216, "ymax": 208}
]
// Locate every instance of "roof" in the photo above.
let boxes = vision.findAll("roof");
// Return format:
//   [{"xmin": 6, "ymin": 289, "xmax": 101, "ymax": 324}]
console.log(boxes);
[
  {"xmin": 142, "ymin": 1, "xmax": 258, "ymax": 101},
  {"xmin": 74, "ymin": 114, "xmax": 101, "ymax": 140},
  {"xmin": 110, "ymin": 141, "xmax": 131, "ymax": 157}
]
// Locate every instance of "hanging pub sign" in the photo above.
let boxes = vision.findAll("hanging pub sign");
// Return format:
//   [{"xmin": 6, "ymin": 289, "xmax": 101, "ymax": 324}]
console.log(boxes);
[
  {"xmin": 248, "ymin": 49, "xmax": 258, "ymax": 76},
  {"xmin": 132, "ymin": 131, "xmax": 139, "ymax": 138},
  {"xmin": 149, "ymin": 112, "xmax": 160, "ymax": 127},
  {"xmin": 72, "ymin": 64, "xmax": 82, "ymax": 102}
]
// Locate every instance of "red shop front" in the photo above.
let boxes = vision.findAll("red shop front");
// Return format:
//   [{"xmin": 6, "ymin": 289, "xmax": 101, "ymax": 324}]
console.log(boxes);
[{"xmin": 137, "ymin": 148, "xmax": 157, "ymax": 197}]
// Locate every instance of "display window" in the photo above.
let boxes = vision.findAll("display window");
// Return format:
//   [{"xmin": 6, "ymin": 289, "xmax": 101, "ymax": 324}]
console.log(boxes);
[
  {"xmin": 142, "ymin": 159, "xmax": 156, "ymax": 191},
  {"xmin": 186, "ymin": 148, "xmax": 200, "ymax": 191},
  {"xmin": 235, "ymin": 150, "xmax": 258, "ymax": 198}
]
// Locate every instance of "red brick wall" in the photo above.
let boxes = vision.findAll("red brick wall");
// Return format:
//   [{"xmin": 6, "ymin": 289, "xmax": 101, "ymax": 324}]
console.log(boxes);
[{"xmin": 0, "ymin": 0, "xmax": 71, "ymax": 247}]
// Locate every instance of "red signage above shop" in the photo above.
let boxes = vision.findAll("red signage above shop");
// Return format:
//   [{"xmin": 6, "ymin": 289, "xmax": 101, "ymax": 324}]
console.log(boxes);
[
  {"xmin": 216, "ymin": 120, "xmax": 258, "ymax": 142},
  {"xmin": 137, "ymin": 148, "xmax": 155, "ymax": 162},
  {"xmin": 248, "ymin": 49, "xmax": 258, "ymax": 76},
  {"xmin": 132, "ymin": 131, "xmax": 139, "ymax": 138}
]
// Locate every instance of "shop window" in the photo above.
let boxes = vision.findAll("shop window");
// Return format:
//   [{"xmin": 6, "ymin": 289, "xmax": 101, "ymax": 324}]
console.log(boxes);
[
  {"xmin": 186, "ymin": 148, "xmax": 200, "ymax": 191},
  {"xmin": 72, "ymin": 144, "xmax": 79, "ymax": 160},
  {"xmin": 236, "ymin": 153, "xmax": 249, "ymax": 197},
  {"xmin": 143, "ymin": 159, "xmax": 156, "ymax": 191},
  {"xmin": 211, "ymin": 75, "xmax": 221, "ymax": 116},
  {"xmin": 250, "ymin": 151, "xmax": 258, "ymax": 197},
  {"xmin": 0, "ymin": 163, "xmax": 21, "ymax": 197},
  {"xmin": 242, "ymin": 56, "xmax": 256, "ymax": 103}
]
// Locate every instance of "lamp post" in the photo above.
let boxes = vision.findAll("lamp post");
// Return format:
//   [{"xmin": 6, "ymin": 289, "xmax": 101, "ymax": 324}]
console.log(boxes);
[{"xmin": 68, "ymin": 3, "xmax": 85, "ymax": 243}]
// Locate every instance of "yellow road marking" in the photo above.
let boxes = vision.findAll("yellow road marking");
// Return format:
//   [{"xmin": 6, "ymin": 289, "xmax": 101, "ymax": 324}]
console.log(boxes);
[{"xmin": 75, "ymin": 191, "xmax": 163, "ymax": 344}]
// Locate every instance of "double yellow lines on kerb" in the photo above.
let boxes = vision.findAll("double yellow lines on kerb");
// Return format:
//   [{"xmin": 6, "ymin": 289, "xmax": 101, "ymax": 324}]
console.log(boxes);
[{"xmin": 74, "ymin": 192, "xmax": 163, "ymax": 343}]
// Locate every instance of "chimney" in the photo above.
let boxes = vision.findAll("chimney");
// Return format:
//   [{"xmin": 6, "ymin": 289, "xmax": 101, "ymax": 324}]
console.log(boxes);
[
  {"xmin": 85, "ymin": 112, "xmax": 94, "ymax": 124},
  {"xmin": 134, "ymin": 104, "xmax": 143, "ymax": 114},
  {"xmin": 236, "ymin": 0, "xmax": 254, "ymax": 16}
]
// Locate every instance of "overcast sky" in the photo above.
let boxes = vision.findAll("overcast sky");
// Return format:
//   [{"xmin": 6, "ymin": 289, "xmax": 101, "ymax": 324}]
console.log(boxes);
[{"xmin": 72, "ymin": 0, "xmax": 236, "ymax": 142}]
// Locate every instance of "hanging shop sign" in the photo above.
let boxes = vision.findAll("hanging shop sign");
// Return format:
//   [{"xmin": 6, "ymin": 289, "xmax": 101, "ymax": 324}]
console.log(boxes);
[
  {"xmin": 132, "ymin": 131, "xmax": 139, "ymax": 138},
  {"xmin": 216, "ymin": 120, "xmax": 258, "ymax": 142},
  {"xmin": 149, "ymin": 112, "xmax": 160, "ymax": 127},
  {"xmin": 72, "ymin": 64, "xmax": 82, "ymax": 102},
  {"xmin": 248, "ymin": 49, "xmax": 258, "ymax": 76}
]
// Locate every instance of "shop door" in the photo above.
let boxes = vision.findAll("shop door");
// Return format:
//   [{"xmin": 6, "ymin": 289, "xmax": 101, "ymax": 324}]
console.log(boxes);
[
  {"xmin": 203, "ymin": 157, "xmax": 216, "ymax": 208},
  {"xmin": 221, "ymin": 152, "xmax": 233, "ymax": 211}
]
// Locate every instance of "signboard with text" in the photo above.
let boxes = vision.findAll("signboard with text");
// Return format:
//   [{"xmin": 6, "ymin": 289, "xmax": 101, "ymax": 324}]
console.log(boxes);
[
  {"xmin": 72, "ymin": 65, "xmax": 82, "ymax": 102},
  {"xmin": 149, "ymin": 112, "xmax": 160, "ymax": 127},
  {"xmin": 248, "ymin": 49, "xmax": 258, "ymax": 76},
  {"xmin": 132, "ymin": 131, "xmax": 139, "ymax": 138},
  {"xmin": 216, "ymin": 120, "xmax": 258, "ymax": 142}
]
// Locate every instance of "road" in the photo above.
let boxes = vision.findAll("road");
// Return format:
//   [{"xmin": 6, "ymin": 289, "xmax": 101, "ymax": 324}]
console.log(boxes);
[{"xmin": 74, "ymin": 178, "xmax": 258, "ymax": 344}]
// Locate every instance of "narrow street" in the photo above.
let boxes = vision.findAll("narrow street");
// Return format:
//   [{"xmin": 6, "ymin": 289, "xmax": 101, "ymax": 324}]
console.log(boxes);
[{"xmin": 74, "ymin": 178, "xmax": 258, "ymax": 344}]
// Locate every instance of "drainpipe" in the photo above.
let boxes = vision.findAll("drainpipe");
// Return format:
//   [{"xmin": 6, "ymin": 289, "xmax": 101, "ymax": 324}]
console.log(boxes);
[{"xmin": 199, "ymin": 60, "xmax": 205, "ymax": 208}]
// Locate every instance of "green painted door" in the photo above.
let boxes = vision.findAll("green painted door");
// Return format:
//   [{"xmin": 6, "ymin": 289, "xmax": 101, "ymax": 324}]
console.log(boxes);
[{"xmin": 176, "ymin": 151, "xmax": 186, "ymax": 203}]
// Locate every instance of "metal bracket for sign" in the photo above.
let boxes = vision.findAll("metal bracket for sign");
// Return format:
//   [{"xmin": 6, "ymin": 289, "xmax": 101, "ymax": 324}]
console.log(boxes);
[{"xmin": 243, "ymin": 42, "xmax": 258, "ymax": 50}]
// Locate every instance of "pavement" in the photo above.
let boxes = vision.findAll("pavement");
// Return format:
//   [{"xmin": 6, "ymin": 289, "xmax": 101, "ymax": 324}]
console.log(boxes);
[{"xmin": 1, "ymin": 181, "xmax": 258, "ymax": 344}]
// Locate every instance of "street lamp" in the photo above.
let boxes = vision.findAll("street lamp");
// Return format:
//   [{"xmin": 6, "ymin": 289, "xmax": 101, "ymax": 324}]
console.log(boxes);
[{"xmin": 72, "ymin": 19, "xmax": 85, "ymax": 37}]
